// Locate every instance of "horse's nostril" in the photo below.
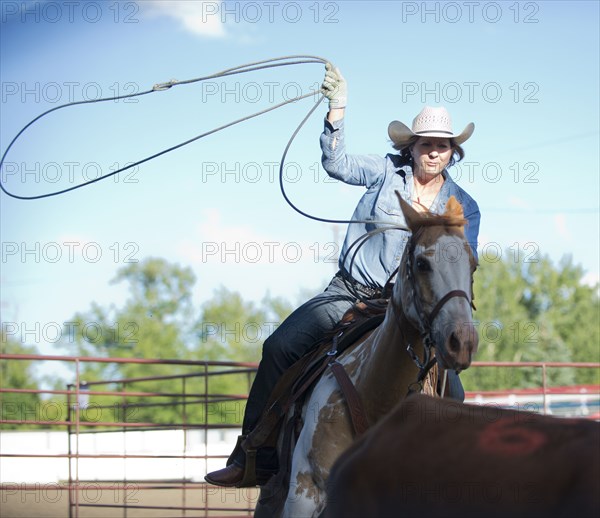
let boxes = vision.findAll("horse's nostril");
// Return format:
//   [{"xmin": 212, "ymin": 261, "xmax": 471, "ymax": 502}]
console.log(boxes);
[{"xmin": 449, "ymin": 331, "xmax": 461, "ymax": 353}]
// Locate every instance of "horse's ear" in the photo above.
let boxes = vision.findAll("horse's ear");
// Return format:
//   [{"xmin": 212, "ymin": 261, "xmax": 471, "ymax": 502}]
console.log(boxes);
[
  {"xmin": 444, "ymin": 196, "xmax": 464, "ymax": 219},
  {"xmin": 444, "ymin": 196, "xmax": 465, "ymax": 231},
  {"xmin": 396, "ymin": 190, "xmax": 420, "ymax": 231}
]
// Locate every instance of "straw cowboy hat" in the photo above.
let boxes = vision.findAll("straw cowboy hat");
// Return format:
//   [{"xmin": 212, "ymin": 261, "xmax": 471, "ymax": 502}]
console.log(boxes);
[{"xmin": 388, "ymin": 106, "xmax": 474, "ymax": 148}]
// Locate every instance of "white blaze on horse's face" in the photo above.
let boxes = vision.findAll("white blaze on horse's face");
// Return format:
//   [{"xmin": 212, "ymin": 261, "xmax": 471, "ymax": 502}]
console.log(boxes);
[{"xmin": 404, "ymin": 232, "xmax": 478, "ymax": 372}]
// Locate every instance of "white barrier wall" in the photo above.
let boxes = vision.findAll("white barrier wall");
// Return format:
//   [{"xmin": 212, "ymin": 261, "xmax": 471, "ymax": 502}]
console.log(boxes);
[{"xmin": 0, "ymin": 428, "xmax": 240, "ymax": 484}]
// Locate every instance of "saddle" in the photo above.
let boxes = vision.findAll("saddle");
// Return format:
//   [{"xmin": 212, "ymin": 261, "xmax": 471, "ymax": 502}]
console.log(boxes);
[{"xmin": 228, "ymin": 298, "xmax": 389, "ymax": 487}]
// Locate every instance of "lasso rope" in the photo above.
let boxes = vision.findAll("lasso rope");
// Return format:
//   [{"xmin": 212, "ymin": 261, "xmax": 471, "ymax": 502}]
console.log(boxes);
[
  {"xmin": 1, "ymin": 55, "xmax": 409, "ymax": 298},
  {"xmin": 0, "ymin": 55, "xmax": 327, "ymax": 200}
]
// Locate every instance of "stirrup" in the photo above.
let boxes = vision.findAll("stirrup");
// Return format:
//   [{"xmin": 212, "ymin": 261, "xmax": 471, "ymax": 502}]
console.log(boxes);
[
  {"xmin": 226, "ymin": 435, "xmax": 267, "ymax": 488},
  {"xmin": 237, "ymin": 446, "xmax": 259, "ymax": 487},
  {"xmin": 226, "ymin": 434, "xmax": 247, "ymax": 466}
]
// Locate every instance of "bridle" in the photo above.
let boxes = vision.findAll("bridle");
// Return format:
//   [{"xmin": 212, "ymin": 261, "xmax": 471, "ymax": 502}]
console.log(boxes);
[{"xmin": 390, "ymin": 225, "xmax": 476, "ymax": 388}]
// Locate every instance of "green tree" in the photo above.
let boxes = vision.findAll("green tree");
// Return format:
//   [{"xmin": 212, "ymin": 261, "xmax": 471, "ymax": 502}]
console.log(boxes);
[
  {"xmin": 60, "ymin": 258, "xmax": 199, "ymax": 426},
  {"xmin": 526, "ymin": 255, "xmax": 599, "ymax": 385},
  {"xmin": 57, "ymin": 258, "xmax": 295, "ymax": 427},
  {"xmin": 462, "ymin": 249, "xmax": 599, "ymax": 391},
  {"xmin": 0, "ymin": 331, "xmax": 42, "ymax": 429},
  {"xmin": 193, "ymin": 288, "xmax": 293, "ymax": 425}
]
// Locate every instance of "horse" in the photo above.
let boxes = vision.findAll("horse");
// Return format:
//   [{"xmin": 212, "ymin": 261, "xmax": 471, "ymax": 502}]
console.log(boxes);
[
  {"xmin": 254, "ymin": 194, "xmax": 479, "ymax": 518},
  {"xmin": 324, "ymin": 394, "xmax": 600, "ymax": 518}
]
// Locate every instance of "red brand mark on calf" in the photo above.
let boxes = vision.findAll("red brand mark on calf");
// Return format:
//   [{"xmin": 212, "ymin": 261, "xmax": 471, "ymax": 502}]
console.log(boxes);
[{"xmin": 477, "ymin": 417, "xmax": 547, "ymax": 456}]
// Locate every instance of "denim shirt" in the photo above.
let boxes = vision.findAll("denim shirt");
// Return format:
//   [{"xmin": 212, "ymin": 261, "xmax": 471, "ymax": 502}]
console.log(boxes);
[{"xmin": 320, "ymin": 118, "xmax": 480, "ymax": 288}]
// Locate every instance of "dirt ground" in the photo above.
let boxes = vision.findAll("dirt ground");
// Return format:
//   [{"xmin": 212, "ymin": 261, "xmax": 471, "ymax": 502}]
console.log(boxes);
[{"xmin": 1, "ymin": 484, "xmax": 260, "ymax": 517}]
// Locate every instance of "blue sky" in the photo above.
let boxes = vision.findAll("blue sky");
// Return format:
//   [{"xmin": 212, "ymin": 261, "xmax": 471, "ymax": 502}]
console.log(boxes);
[{"xmin": 1, "ymin": 0, "xmax": 599, "ymax": 358}]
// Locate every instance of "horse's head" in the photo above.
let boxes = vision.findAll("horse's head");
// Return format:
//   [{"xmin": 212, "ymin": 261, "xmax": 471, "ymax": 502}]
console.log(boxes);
[{"xmin": 396, "ymin": 194, "xmax": 478, "ymax": 372}]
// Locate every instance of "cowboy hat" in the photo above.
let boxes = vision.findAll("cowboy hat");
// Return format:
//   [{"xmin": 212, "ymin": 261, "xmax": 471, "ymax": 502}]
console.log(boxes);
[{"xmin": 388, "ymin": 106, "xmax": 474, "ymax": 148}]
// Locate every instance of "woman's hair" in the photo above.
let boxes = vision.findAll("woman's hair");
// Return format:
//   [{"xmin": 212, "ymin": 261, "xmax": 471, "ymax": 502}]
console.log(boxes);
[{"xmin": 393, "ymin": 136, "xmax": 465, "ymax": 169}]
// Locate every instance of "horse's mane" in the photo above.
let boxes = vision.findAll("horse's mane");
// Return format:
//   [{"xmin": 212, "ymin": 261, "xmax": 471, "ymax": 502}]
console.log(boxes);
[{"xmin": 409, "ymin": 211, "xmax": 467, "ymax": 229}]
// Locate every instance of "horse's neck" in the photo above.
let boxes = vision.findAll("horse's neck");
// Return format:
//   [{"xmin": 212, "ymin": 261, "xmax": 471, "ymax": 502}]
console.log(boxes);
[{"xmin": 355, "ymin": 300, "xmax": 424, "ymax": 424}]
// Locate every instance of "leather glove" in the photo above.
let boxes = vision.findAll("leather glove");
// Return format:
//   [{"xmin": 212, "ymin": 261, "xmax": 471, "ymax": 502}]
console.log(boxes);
[{"xmin": 321, "ymin": 62, "xmax": 347, "ymax": 109}]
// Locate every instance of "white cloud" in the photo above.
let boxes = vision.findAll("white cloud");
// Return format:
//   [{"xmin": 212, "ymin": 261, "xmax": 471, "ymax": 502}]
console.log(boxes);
[
  {"xmin": 554, "ymin": 213, "xmax": 571, "ymax": 241},
  {"xmin": 140, "ymin": 0, "xmax": 227, "ymax": 38},
  {"xmin": 581, "ymin": 271, "xmax": 599, "ymax": 289},
  {"xmin": 507, "ymin": 196, "xmax": 531, "ymax": 210}
]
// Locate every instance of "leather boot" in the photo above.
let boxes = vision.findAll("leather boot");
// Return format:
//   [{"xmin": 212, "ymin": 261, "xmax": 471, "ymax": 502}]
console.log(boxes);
[
  {"xmin": 204, "ymin": 464, "xmax": 245, "ymax": 487},
  {"xmin": 205, "ymin": 463, "xmax": 276, "ymax": 488}
]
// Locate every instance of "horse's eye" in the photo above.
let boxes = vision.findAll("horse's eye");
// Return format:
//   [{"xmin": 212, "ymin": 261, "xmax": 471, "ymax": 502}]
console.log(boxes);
[{"xmin": 416, "ymin": 257, "xmax": 431, "ymax": 272}]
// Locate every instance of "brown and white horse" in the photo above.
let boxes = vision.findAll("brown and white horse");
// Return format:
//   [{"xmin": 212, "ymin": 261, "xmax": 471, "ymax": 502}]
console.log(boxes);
[{"xmin": 256, "ymin": 195, "xmax": 479, "ymax": 518}]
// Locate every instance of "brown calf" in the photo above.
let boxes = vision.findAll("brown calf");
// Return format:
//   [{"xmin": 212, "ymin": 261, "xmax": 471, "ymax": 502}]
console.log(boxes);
[{"xmin": 325, "ymin": 394, "xmax": 599, "ymax": 518}]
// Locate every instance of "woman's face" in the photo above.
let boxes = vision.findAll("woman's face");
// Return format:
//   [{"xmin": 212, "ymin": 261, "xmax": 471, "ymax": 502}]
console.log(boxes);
[{"xmin": 410, "ymin": 137, "xmax": 453, "ymax": 176}]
